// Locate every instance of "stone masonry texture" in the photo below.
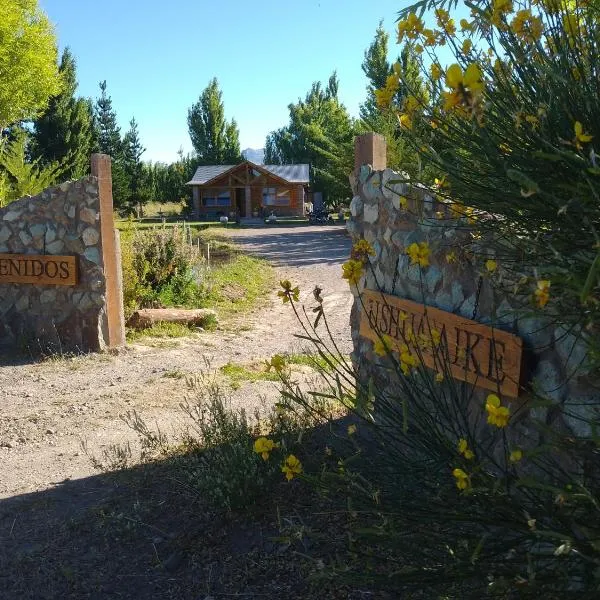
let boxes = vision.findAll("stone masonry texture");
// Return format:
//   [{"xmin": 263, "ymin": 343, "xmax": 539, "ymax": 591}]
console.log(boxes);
[
  {"xmin": 347, "ymin": 165, "xmax": 599, "ymax": 442},
  {"xmin": 0, "ymin": 177, "xmax": 107, "ymax": 353}
]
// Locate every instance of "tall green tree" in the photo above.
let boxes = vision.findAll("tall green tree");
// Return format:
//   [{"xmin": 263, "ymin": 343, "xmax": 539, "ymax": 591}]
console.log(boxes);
[
  {"xmin": 93, "ymin": 80, "xmax": 129, "ymax": 209},
  {"xmin": 187, "ymin": 78, "xmax": 242, "ymax": 164},
  {"xmin": 265, "ymin": 72, "xmax": 355, "ymax": 206},
  {"xmin": 32, "ymin": 48, "xmax": 94, "ymax": 179},
  {"xmin": 123, "ymin": 117, "xmax": 149, "ymax": 216},
  {"xmin": 0, "ymin": 0, "xmax": 61, "ymax": 131}
]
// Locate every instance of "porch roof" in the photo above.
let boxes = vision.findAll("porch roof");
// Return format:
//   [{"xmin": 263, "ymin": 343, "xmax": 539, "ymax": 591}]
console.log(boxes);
[{"xmin": 186, "ymin": 161, "xmax": 310, "ymax": 186}]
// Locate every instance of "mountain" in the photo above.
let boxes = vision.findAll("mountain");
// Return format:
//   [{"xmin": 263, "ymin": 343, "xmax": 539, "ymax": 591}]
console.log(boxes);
[{"xmin": 242, "ymin": 148, "xmax": 265, "ymax": 164}]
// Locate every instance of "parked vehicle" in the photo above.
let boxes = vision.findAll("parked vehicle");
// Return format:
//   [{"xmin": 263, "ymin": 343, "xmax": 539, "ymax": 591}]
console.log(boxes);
[{"xmin": 308, "ymin": 208, "xmax": 333, "ymax": 225}]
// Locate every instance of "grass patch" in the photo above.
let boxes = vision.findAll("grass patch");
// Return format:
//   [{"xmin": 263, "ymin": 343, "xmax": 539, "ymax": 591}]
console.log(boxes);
[
  {"xmin": 126, "ymin": 322, "xmax": 196, "ymax": 342},
  {"xmin": 219, "ymin": 361, "xmax": 279, "ymax": 390},
  {"xmin": 203, "ymin": 254, "xmax": 274, "ymax": 319},
  {"xmin": 285, "ymin": 352, "xmax": 340, "ymax": 372}
]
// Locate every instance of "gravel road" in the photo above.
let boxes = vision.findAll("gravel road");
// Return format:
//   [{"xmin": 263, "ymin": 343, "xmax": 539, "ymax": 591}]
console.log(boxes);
[{"xmin": 0, "ymin": 224, "xmax": 353, "ymax": 499}]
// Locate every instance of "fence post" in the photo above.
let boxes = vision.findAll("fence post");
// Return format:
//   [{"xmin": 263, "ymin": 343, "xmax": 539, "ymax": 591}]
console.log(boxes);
[
  {"xmin": 354, "ymin": 132, "xmax": 387, "ymax": 173},
  {"xmin": 91, "ymin": 153, "xmax": 125, "ymax": 349}
]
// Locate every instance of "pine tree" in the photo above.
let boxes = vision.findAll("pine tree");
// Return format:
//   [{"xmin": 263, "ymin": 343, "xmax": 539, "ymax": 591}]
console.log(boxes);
[
  {"xmin": 93, "ymin": 80, "xmax": 129, "ymax": 209},
  {"xmin": 32, "ymin": 48, "xmax": 94, "ymax": 179},
  {"xmin": 123, "ymin": 117, "xmax": 148, "ymax": 216},
  {"xmin": 187, "ymin": 78, "xmax": 242, "ymax": 164}
]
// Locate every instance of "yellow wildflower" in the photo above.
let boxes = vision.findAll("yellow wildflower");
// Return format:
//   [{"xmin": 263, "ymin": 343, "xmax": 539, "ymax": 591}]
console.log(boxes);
[
  {"xmin": 485, "ymin": 259, "xmax": 497, "ymax": 273},
  {"xmin": 534, "ymin": 279, "xmax": 550, "ymax": 307},
  {"xmin": 462, "ymin": 39, "xmax": 473, "ymax": 54},
  {"xmin": 525, "ymin": 114, "xmax": 539, "ymax": 129},
  {"xmin": 278, "ymin": 280, "xmax": 300, "ymax": 303},
  {"xmin": 342, "ymin": 259, "xmax": 364, "ymax": 286},
  {"xmin": 435, "ymin": 372, "xmax": 444, "ymax": 383},
  {"xmin": 375, "ymin": 73, "xmax": 400, "ymax": 109},
  {"xmin": 511, "ymin": 9, "xmax": 543, "ymax": 43},
  {"xmin": 510, "ymin": 449, "xmax": 523, "ymax": 462},
  {"xmin": 422, "ymin": 28, "xmax": 438, "ymax": 47},
  {"xmin": 574, "ymin": 121, "xmax": 593, "ymax": 146},
  {"xmin": 374, "ymin": 334, "xmax": 395, "ymax": 357},
  {"xmin": 452, "ymin": 467, "xmax": 470, "ymax": 490},
  {"xmin": 414, "ymin": 43, "xmax": 424, "ymax": 54},
  {"xmin": 430, "ymin": 63, "xmax": 442, "ymax": 81},
  {"xmin": 491, "ymin": 0, "xmax": 514, "ymax": 26},
  {"xmin": 399, "ymin": 113, "xmax": 413, "ymax": 129},
  {"xmin": 399, "ymin": 196, "xmax": 409, "ymax": 210},
  {"xmin": 282, "ymin": 454, "xmax": 303, "ymax": 481},
  {"xmin": 398, "ymin": 12, "xmax": 424, "ymax": 42},
  {"xmin": 458, "ymin": 438, "xmax": 475, "ymax": 460},
  {"xmin": 446, "ymin": 251, "xmax": 457, "ymax": 264},
  {"xmin": 352, "ymin": 239, "xmax": 375, "ymax": 262},
  {"xmin": 460, "ymin": 18, "xmax": 473, "ymax": 32},
  {"xmin": 399, "ymin": 344, "xmax": 418, "ymax": 375},
  {"xmin": 435, "ymin": 8, "xmax": 451, "ymax": 28},
  {"xmin": 406, "ymin": 241, "xmax": 431, "ymax": 268},
  {"xmin": 347, "ymin": 424, "xmax": 357, "ymax": 436},
  {"xmin": 253, "ymin": 436, "xmax": 278, "ymax": 461},
  {"xmin": 486, "ymin": 394, "xmax": 510, "ymax": 428},
  {"xmin": 268, "ymin": 354, "xmax": 287, "ymax": 373}
]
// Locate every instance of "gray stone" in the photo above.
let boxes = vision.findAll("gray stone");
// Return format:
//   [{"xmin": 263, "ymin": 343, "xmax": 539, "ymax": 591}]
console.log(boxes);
[
  {"xmin": 40, "ymin": 290, "xmax": 57, "ymax": 304},
  {"xmin": 350, "ymin": 195, "xmax": 363, "ymax": 217},
  {"xmin": 517, "ymin": 316, "xmax": 553, "ymax": 350},
  {"xmin": 451, "ymin": 281, "xmax": 464, "ymax": 307},
  {"xmin": 46, "ymin": 240, "xmax": 65, "ymax": 254},
  {"xmin": 0, "ymin": 226, "xmax": 11, "ymax": 244},
  {"xmin": 84, "ymin": 247, "xmax": 101, "ymax": 265},
  {"xmin": 358, "ymin": 164, "xmax": 372, "ymax": 183},
  {"xmin": 3, "ymin": 210, "xmax": 21, "ymax": 222},
  {"xmin": 555, "ymin": 326, "xmax": 590, "ymax": 376},
  {"xmin": 67, "ymin": 205, "xmax": 76, "ymax": 219},
  {"xmin": 435, "ymin": 292, "xmax": 454, "ymax": 312},
  {"xmin": 531, "ymin": 360, "xmax": 566, "ymax": 403},
  {"xmin": 82, "ymin": 227, "xmax": 100, "ymax": 246},
  {"xmin": 363, "ymin": 204, "xmax": 379, "ymax": 224},
  {"xmin": 459, "ymin": 294, "xmax": 476, "ymax": 319},
  {"xmin": 495, "ymin": 299, "xmax": 515, "ymax": 328},
  {"xmin": 79, "ymin": 207, "xmax": 97, "ymax": 224},
  {"xmin": 29, "ymin": 224, "xmax": 46, "ymax": 238},
  {"xmin": 425, "ymin": 266, "xmax": 442, "ymax": 294},
  {"xmin": 391, "ymin": 231, "xmax": 407, "ymax": 248},
  {"xmin": 19, "ymin": 231, "xmax": 32, "ymax": 245},
  {"xmin": 45, "ymin": 227, "xmax": 56, "ymax": 244},
  {"xmin": 15, "ymin": 295, "xmax": 29, "ymax": 312}
]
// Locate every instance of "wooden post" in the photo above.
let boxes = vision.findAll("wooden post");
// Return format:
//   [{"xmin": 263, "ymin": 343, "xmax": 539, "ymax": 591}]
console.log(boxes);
[
  {"xmin": 91, "ymin": 153, "xmax": 125, "ymax": 349},
  {"xmin": 354, "ymin": 133, "xmax": 387, "ymax": 172}
]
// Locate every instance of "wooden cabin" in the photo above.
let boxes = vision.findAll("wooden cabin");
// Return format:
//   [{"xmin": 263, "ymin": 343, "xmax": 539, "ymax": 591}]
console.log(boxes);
[{"xmin": 187, "ymin": 161, "xmax": 310, "ymax": 220}]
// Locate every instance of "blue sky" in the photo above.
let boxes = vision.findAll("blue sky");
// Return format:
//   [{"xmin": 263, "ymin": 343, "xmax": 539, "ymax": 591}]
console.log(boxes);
[{"xmin": 39, "ymin": 0, "xmax": 409, "ymax": 164}]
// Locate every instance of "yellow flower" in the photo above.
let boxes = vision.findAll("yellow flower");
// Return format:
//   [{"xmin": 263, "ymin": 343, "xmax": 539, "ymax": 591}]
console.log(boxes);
[
  {"xmin": 485, "ymin": 259, "xmax": 497, "ymax": 272},
  {"xmin": 462, "ymin": 39, "xmax": 473, "ymax": 53},
  {"xmin": 422, "ymin": 28, "xmax": 438, "ymax": 47},
  {"xmin": 253, "ymin": 436, "xmax": 278, "ymax": 461},
  {"xmin": 435, "ymin": 372, "xmax": 444, "ymax": 383},
  {"xmin": 267, "ymin": 354, "xmax": 287, "ymax": 373},
  {"xmin": 342, "ymin": 259, "xmax": 364, "ymax": 286},
  {"xmin": 446, "ymin": 251, "xmax": 457, "ymax": 264},
  {"xmin": 399, "ymin": 195, "xmax": 409, "ymax": 210},
  {"xmin": 435, "ymin": 8, "xmax": 451, "ymax": 28},
  {"xmin": 446, "ymin": 63, "xmax": 464, "ymax": 89},
  {"xmin": 347, "ymin": 424, "xmax": 357, "ymax": 436},
  {"xmin": 452, "ymin": 467, "xmax": 470, "ymax": 490},
  {"xmin": 574, "ymin": 121, "xmax": 593, "ymax": 144},
  {"xmin": 399, "ymin": 113, "xmax": 413, "ymax": 129},
  {"xmin": 278, "ymin": 280, "xmax": 299, "ymax": 303},
  {"xmin": 406, "ymin": 241, "xmax": 430, "ymax": 268},
  {"xmin": 511, "ymin": 9, "xmax": 543, "ymax": 43},
  {"xmin": 510, "ymin": 449, "xmax": 523, "ymax": 462},
  {"xmin": 397, "ymin": 12, "xmax": 424, "ymax": 42},
  {"xmin": 414, "ymin": 43, "xmax": 424, "ymax": 54},
  {"xmin": 486, "ymin": 394, "xmax": 510, "ymax": 428},
  {"xmin": 352, "ymin": 239, "xmax": 375, "ymax": 262},
  {"xmin": 430, "ymin": 63, "xmax": 442, "ymax": 81},
  {"xmin": 458, "ymin": 438, "xmax": 475, "ymax": 460},
  {"xmin": 460, "ymin": 18, "xmax": 473, "ymax": 32},
  {"xmin": 399, "ymin": 344, "xmax": 418, "ymax": 375},
  {"xmin": 525, "ymin": 114, "xmax": 539, "ymax": 129},
  {"xmin": 282, "ymin": 454, "xmax": 303, "ymax": 481},
  {"xmin": 534, "ymin": 279, "xmax": 550, "ymax": 307},
  {"xmin": 374, "ymin": 334, "xmax": 395, "ymax": 357},
  {"xmin": 375, "ymin": 73, "xmax": 400, "ymax": 109}
]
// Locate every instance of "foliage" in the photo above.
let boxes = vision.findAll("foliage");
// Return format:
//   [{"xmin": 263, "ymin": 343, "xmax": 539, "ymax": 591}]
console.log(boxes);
[
  {"xmin": 142, "ymin": 149, "xmax": 198, "ymax": 205},
  {"xmin": 265, "ymin": 73, "xmax": 356, "ymax": 207},
  {"xmin": 120, "ymin": 225, "xmax": 204, "ymax": 316},
  {"xmin": 123, "ymin": 117, "xmax": 150, "ymax": 216},
  {"xmin": 94, "ymin": 80, "xmax": 129, "ymax": 210},
  {"xmin": 31, "ymin": 47, "xmax": 94, "ymax": 180},
  {"xmin": 0, "ymin": 129, "xmax": 70, "ymax": 206},
  {"xmin": 187, "ymin": 78, "xmax": 242, "ymax": 165},
  {"xmin": 383, "ymin": 0, "xmax": 600, "ymax": 358},
  {"xmin": 125, "ymin": 321, "xmax": 196, "ymax": 342},
  {"xmin": 0, "ymin": 0, "xmax": 61, "ymax": 130}
]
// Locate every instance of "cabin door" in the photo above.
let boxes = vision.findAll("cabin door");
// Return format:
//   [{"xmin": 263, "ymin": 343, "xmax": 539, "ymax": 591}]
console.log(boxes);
[{"xmin": 235, "ymin": 188, "xmax": 246, "ymax": 217}]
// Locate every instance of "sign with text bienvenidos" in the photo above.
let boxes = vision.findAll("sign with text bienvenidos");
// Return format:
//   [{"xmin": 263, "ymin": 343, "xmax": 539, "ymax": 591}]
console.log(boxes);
[
  {"xmin": 0, "ymin": 254, "xmax": 78, "ymax": 286},
  {"xmin": 359, "ymin": 290, "xmax": 523, "ymax": 398}
]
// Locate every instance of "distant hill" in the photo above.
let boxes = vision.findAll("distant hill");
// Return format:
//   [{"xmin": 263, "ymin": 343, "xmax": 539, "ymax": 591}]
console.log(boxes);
[{"xmin": 242, "ymin": 148, "xmax": 265, "ymax": 164}]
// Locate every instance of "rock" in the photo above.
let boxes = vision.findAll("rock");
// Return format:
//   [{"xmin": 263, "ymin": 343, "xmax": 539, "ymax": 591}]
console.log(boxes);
[
  {"xmin": 81, "ymin": 227, "xmax": 100, "ymax": 246},
  {"xmin": 29, "ymin": 224, "xmax": 46, "ymax": 238},
  {"xmin": 3, "ymin": 210, "xmax": 21, "ymax": 222},
  {"xmin": 350, "ymin": 195, "xmax": 363, "ymax": 217},
  {"xmin": 46, "ymin": 239, "xmax": 65, "ymax": 254},
  {"xmin": 363, "ymin": 204, "xmax": 379, "ymax": 224},
  {"xmin": 79, "ymin": 207, "xmax": 97, "ymax": 224},
  {"xmin": 19, "ymin": 231, "xmax": 32, "ymax": 245},
  {"xmin": 127, "ymin": 308, "xmax": 218, "ymax": 330},
  {"xmin": 531, "ymin": 360, "xmax": 565, "ymax": 403},
  {"xmin": 451, "ymin": 281, "xmax": 464, "ymax": 307},
  {"xmin": 83, "ymin": 247, "xmax": 101, "ymax": 265},
  {"xmin": 0, "ymin": 226, "xmax": 11, "ymax": 243},
  {"xmin": 425, "ymin": 266, "xmax": 442, "ymax": 294}
]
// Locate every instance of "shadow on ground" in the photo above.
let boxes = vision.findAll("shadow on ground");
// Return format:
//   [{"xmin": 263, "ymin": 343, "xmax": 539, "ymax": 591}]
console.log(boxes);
[
  {"xmin": 0, "ymin": 417, "xmax": 386, "ymax": 600},
  {"xmin": 231, "ymin": 227, "xmax": 351, "ymax": 267}
]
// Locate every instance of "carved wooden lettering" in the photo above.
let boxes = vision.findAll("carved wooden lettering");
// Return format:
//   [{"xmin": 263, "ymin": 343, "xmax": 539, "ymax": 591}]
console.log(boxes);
[
  {"xmin": 359, "ymin": 290, "xmax": 522, "ymax": 397},
  {"xmin": 0, "ymin": 254, "xmax": 78, "ymax": 286}
]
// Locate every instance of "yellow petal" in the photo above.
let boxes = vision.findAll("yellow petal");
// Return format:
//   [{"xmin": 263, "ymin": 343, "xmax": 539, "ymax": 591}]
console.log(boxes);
[{"xmin": 446, "ymin": 64, "xmax": 463, "ymax": 89}]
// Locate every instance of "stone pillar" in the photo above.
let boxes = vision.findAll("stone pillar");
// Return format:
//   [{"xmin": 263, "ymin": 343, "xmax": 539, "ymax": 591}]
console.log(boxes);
[
  {"xmin": 245, "ymin": 185, "xmax": 252, "ymax": 218},
  {"xmin": 354, "ymin": 133, "xmax": 387, "ymax": 172},
  {"xmin": 91, "ymin": 154, "xmax": 126, "ymax": 349},
  {"xmin": 297, "ymin": 185, "xmax": 305, "ymax": 217}
]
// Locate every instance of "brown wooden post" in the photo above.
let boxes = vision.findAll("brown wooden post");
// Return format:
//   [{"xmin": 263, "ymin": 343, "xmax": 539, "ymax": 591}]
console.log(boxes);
[
  {"xmin": 91, "ymin": 153, "xmax": 125, "ymax": 348},
  {"xmin": 354, "ymin": 132, "xmax": 387, "ymax": 172}
]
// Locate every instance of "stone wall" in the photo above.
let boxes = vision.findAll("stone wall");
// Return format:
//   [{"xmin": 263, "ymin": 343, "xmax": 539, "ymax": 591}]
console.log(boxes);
[
  {"xmin": 0, "ymin": 177, "xmax": 109, "ymax": 353},
  {"xmin": 347, "ymin": 163, "xmax": 599, "ymax": 440}
]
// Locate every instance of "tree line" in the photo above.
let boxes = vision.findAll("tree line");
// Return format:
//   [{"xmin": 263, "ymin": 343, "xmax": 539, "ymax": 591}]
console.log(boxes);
[{"xmin": 1, "ymin": 0, "xmax": 425, "ymax": 213}]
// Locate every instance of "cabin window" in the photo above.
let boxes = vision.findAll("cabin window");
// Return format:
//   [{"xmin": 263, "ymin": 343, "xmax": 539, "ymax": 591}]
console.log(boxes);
[
  {"xmin": 202, "ymin": 190, "xmax": 230, "ymax": 207},
  {"xmin": 262, "ymin": 187, "xmax": 290, "ymax": 206}
]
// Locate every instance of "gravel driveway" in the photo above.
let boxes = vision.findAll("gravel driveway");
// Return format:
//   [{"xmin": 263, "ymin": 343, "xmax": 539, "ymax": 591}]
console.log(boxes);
[{"xmin": 0, "ymin": 224, "xmax": 353, "ymax": 499}]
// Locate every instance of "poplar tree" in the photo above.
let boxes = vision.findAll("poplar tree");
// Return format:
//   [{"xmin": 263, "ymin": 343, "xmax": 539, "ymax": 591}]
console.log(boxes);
[
  {"xmin": 123, "ymin": 117, "xmax": 148, "ymax": 216},
  {"xmin": 187, "ymin": 78, "xmax": 242, "ymax": 164}
]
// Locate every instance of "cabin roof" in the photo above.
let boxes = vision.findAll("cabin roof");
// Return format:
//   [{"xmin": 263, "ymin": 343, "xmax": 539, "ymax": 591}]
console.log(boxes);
[{"xmin": 186, "ymin": 161, "xmax": 310, "ymax": 186}]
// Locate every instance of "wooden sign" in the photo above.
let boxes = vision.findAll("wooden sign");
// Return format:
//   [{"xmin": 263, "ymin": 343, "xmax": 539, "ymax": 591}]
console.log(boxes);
[
  {"xmin": 0, "ymin": 254, "xmax": 78, "ymax": 286},
  {"xmin": 359, "ymin": 290, "xmax": 523, "ymax": 397}
]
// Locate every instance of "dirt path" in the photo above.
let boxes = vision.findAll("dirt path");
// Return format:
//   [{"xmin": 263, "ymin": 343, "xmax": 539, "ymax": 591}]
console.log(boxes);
[{"xmin": 0, "ymin": 224, "xmax": 352, "ymax": 499}]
